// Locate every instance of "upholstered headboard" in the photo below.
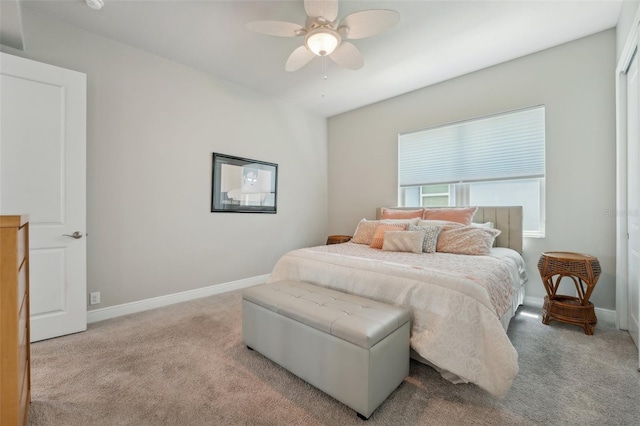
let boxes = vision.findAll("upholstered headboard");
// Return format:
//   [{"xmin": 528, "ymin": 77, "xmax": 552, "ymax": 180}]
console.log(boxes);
[{"xmin": 375, "ymin": 206, "xmax": 523, "ymax": 254}]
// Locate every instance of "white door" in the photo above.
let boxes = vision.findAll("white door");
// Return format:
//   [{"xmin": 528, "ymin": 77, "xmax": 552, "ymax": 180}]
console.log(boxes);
[
  {"xmin": 0, "ymin": 52, "xmax": 87, "ymax": 342},
  {"xmin": 627, "ymin": 49, "xmax": 640, "ymax": 351}
]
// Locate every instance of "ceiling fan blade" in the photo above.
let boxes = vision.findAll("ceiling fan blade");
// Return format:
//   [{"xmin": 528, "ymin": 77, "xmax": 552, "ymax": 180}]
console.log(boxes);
[
  {"xmin": 329, "ymin": 42, "xmax": 363, "ymax": 70},
  {"xmin": 304, "ymin": 0, "xmax": 339, "ymax": 23},
  {"xmin": 246, "ymin": 21, "xmax": 305, "ymax": 37},
  {"xmin": 338, "ymin": 10, "xmax": 400, "ymax": 40},
  {"xmin": 285, "ymin": 46, "xmax": 316, "ymax": 72}
]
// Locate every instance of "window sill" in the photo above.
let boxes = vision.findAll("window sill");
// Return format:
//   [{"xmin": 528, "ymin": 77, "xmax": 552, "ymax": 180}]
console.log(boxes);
[{"xmin": 524, "ymin": 231, "xmax": 545, "ymax": 239}]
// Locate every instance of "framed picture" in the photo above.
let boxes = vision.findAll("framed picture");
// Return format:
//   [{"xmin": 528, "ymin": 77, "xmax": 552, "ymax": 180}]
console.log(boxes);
[{"xmin": 211, "ymin": 153, "xmax": 278, "ymax": 213}]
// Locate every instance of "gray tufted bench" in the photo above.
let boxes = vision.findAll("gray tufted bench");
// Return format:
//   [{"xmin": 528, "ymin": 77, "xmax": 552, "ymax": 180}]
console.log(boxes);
[{"xmin": 242, "ymin": 280, "xmax": 410, "ymax": 420}]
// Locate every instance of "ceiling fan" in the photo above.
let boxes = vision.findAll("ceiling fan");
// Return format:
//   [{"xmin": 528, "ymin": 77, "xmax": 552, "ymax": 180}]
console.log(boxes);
[{"xmin": 246, "ymin": 0, "xmax": 400, "ymax": 72}]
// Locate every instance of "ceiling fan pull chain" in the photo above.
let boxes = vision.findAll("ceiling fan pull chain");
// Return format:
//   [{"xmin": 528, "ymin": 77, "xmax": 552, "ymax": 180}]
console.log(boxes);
[{"xmin": 321, "ymin": 56, "xmax": 327, "ymax": 98}]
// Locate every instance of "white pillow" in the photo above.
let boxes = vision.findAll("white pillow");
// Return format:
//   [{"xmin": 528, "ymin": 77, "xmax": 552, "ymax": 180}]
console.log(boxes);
[
  {"xmin": 472, "ymin": 222, "xmax": 494, "ymax": 229},
  {"xmin": 417, "ymin": 219, "xmax": 459, "ymax": 227},
  {"xmin": 382, "ymin": 230, "xmax": 426, "ymax": 254}
]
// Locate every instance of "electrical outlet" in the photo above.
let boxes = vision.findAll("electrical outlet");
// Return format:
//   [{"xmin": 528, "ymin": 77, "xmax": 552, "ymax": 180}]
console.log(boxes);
[{"xmin": 90, "ymin": 292, "xmax": 101, "ymax": 305}]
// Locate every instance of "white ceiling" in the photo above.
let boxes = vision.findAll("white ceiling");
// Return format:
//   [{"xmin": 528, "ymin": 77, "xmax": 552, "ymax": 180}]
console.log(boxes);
[{"xmin": 20, "ymin": 0, "xmax": 622, "ymax": 117}]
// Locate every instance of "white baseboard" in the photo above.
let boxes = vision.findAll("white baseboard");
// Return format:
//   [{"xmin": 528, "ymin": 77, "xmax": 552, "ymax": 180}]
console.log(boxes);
[
  {"xmin": 87, "ymin": 274, "xmax": 269, "ymax": 324},
  {"xmin": 523, "ymin": 296, "xmax": 617, "ymax": 326},
  {"xmin": 87, "ymin": 280, "xmax": 619, "ymax": 327}
]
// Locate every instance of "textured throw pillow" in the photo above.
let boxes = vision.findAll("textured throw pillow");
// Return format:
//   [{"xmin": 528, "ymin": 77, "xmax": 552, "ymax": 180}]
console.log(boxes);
[
  {"xmin": 351, "ymin": 219, "xmax": 380, "ymax": 245},
  {"xmin": 426, "ymin": 221, "xmax": 465, "ymax": 235},
  {"xmin": 381, "ymin": 208, "xmax": 424, "ymax": 220},
  {"xmin": 369, "ymin": 223, "xmax": 408, "ymax": 249},
  {"xmin": 382, "ymin": 230, "xmax": 426, "ymax": 254},
  {"xmin": 436, "ymin": 226, "xmax": 501, "ymax": 255},
  {"xmin": 417, "ymin": 219, "xmax": 460, "ymax": 228},
  {"xmin": 422, "ymin": 207, "xmax": 478, "ymax": 225},
  {"xmin": 408, "ymin": 224, "xmax": 442, "ymax": 253}
]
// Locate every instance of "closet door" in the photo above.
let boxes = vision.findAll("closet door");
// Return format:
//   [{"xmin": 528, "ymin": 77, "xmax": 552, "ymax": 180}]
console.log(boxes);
[{"xmin": 0, "ymin": 52, "xmax": 87, "ymax": 341}]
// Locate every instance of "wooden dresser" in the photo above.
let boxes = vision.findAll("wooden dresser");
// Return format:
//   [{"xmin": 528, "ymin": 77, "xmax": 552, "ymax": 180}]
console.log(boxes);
[{"xmin": 0, "ymin": 215, "xmax": 30, "ymax": 426}]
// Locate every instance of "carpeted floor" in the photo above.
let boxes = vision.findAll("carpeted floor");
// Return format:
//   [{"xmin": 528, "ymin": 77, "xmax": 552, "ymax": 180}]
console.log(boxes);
[{"xmin": 28, "ymin": 291, "xmax": 640, "ymax": 425}]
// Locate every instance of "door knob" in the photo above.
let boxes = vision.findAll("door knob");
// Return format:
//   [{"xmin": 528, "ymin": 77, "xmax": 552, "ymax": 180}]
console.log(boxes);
[{"xmin": 62, "ymin": 231, "xmax": 83, "ymax": 239}]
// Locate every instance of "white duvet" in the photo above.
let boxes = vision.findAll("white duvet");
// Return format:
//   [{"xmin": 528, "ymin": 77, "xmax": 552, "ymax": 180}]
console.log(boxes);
[{"xmin": 267, "ymin": 242, "xmax": 525, "ymax": 398}]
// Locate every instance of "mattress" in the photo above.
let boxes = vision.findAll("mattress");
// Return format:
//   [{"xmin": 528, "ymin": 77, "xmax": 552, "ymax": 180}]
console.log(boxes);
[{"xmin": 267, "ymin": 242, "xmax": 528, "ymax": 398}]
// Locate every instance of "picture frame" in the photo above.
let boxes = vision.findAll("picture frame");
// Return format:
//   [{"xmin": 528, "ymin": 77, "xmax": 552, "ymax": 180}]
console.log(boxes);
[{"xmin": 211, "ymin": 153, "xmax": 278, "ymax": 213}]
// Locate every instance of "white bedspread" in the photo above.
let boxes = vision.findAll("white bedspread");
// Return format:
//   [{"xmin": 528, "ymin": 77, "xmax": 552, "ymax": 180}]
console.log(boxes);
[{"xmin": 267, "ymin": 242, "xmax": 525, "ymax": 398}]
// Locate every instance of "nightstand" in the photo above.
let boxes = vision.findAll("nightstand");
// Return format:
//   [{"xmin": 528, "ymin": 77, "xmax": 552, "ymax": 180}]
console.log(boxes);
[
  {"xmin": 537, "ymin": 251, "xmax": 601, "ymax": 335},
  {"xmin": 326, "ymin": 235, "xmax": 352, "ymax": 245}
]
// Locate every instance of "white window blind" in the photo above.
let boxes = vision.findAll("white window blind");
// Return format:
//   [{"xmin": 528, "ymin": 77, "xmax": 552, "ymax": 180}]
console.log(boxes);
[{"xmin": 398, "ymin": 106, "xmax": 545, "ymax": 187}]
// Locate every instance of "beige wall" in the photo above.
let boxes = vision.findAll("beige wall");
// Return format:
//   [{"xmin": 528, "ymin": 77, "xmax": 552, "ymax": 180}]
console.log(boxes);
[
  {"xmin": 2, "ymin": 11, "xmax": 622, "ymax": 312},
  {"xmin": 328, "ymin": 30, "xmax": 617, "ymax": 310},
  {"xmin": 2, "ymin": 11, "xmax": 328, "ymax": 310}
]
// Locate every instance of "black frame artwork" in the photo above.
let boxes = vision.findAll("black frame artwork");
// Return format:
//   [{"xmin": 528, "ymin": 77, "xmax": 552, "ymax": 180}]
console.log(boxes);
[{"xmin": 211, "ymin": 153, "xmax": 278, "ymax": 213}]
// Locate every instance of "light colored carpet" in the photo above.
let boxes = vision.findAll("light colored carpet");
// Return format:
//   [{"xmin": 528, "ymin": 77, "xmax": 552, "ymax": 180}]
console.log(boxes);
[{"xmin": 28, "ymin": 291, "xmax": 640, "ymax": 425}]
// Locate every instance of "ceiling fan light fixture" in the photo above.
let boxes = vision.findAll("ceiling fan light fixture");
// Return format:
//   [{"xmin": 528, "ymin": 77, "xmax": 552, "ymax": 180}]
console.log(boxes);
[
  {"xmin": 247, "ymin": 1, "xmax": 399, "ymax": 72},
  {"xmin": 85, "ymin": 0, "xmax": 104, "ymax": 10},
  {"xmin": 305, "ymin": 28, "xmax": 340, "ymax": 56}
]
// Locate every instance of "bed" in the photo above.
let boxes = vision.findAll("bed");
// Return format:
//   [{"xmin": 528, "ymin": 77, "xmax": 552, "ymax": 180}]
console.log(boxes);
[{"xmin": 267, "ymin": 206, "xmax": 527, "ymax": 398}]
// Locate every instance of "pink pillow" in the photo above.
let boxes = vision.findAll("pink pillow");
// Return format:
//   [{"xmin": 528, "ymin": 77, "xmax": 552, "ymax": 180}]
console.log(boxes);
[
  {"xmin": 381, "ymin": 208, "xmax": 424, "ymax": 220},
  {"xmin": 351, "ymin": 219, "xmax": 418, "ymax": 245},
  {"xmin": 422, "ymin": 207, "xmax": 478, "ymax": 225},
  {"xmin": 436, "ymin": 226, "xmax": 501, "ymax": 255},
  {"xmin": 369, "ymin": 223, "xmax": 408, "ymax": 249}
]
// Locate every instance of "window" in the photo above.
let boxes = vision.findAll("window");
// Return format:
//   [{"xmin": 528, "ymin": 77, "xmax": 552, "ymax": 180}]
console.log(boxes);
[{"xmin": 398, "ymin": 106, "xmax": 545, "ymax": 237}]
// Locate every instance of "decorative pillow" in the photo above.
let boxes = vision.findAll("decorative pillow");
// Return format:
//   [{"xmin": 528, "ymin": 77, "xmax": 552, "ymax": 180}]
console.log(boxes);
[
  {"xmin": 369, "ymin": 223, "xmax": 408, "ymax": 249},
  {"xmin": 422, "ymin": 207, "xmax": 478, "ymax": 225},
  {"xmin": 417, "ymin": 219, "xmax": 460, "ymax": 228},
  {"xmin": 351, "ymin": 219, "xmax": 379, "ymax": 245},
  {"xmin": 382, "ymin": 230, "xmax": 425, "ymax": 254},
  {"xmin": 391, "ymin": 217, "xmax": 421, "ymax": 225},
  {"xmin": 436, "ymin": 226, "xmax": 501, "ymax": 255},
  {"xmin": 381, "ymin": 208, "xmax": 424, "ymax": 220},
  {"xmin": 351, "ymin": 219, "xmax": 419, "ymax": 245},
  {"xmin": 408, "ymin": 224, "xmax": 442, "ymax": 253}
]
